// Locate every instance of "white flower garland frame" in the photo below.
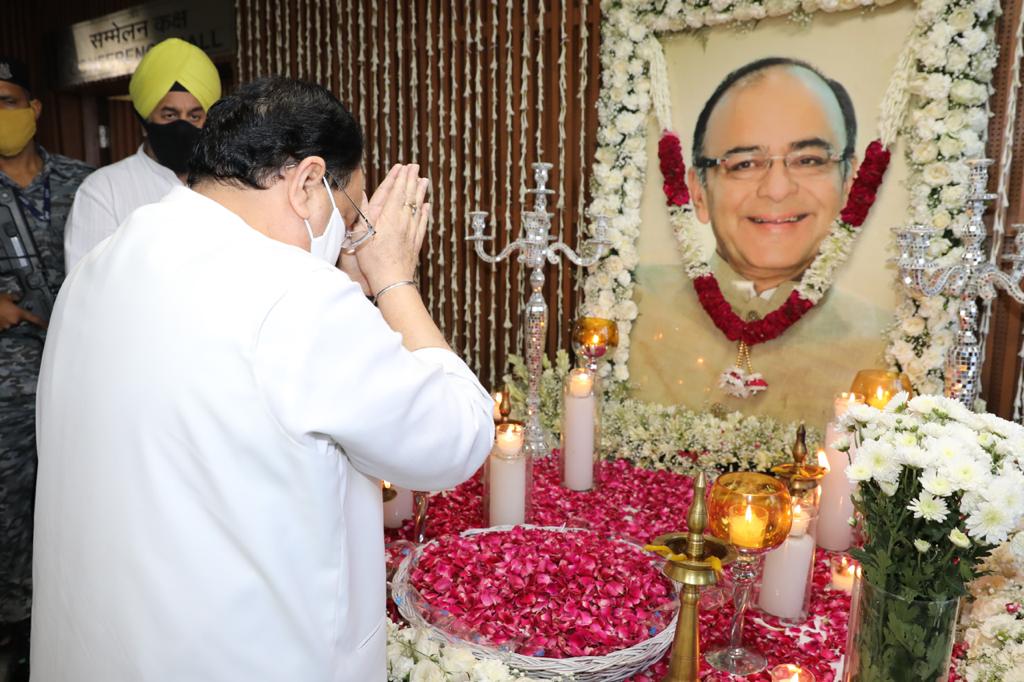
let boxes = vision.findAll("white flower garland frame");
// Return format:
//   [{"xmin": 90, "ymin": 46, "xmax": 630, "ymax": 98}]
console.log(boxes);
[{"xmin": 583, "ymin": 0, "xmax": 1002, "ymax": 399}]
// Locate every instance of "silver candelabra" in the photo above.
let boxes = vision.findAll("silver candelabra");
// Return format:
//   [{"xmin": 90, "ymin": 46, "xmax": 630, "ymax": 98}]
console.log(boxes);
[
  {"xmin": 468, "ymin": 162, "xmax": 610, "ymax": 459},
  {"xmin": 893, "ymin": 158, "xmax": 1024, "ymax": 409}
]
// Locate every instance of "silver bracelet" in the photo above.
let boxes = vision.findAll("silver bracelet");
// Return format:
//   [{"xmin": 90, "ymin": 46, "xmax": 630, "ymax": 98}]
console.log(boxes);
[{"xmin": 372, "ymin": 279, "xmax": 417, "ymax": 305}]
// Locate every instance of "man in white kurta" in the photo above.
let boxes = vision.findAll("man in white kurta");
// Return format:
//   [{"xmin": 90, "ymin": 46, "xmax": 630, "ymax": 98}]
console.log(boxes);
[{"xmin": 32, "ymin": 78, "xmax": 493, "ymax": 681}]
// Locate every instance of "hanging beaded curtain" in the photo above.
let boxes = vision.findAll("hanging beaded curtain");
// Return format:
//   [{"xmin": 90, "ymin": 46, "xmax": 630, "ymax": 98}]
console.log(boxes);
[{"xmin": 235, "ymin": 0, "xmax": 603, "ymax": 390}]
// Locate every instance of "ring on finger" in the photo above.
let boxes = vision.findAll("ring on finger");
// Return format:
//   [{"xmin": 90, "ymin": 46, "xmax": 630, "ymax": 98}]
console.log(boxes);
[{"xmin": 404, "ymin": 201, "xmax": 419, "ymax": 213}]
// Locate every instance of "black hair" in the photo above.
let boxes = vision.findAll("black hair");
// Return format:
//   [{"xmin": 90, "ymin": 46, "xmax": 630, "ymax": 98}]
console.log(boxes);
[
  {"xmin": 187, "ymin": 77, "xmax": 363, "ymax": 190},
  {"xmin": 692, "ymin": 57, "xmax": 857, "ymax": 175}
]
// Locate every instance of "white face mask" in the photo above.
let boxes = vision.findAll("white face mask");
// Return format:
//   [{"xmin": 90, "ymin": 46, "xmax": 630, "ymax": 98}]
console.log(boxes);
[{"xmin": 303, "ymin": 176, "xmax": 347, "ymax": 264}]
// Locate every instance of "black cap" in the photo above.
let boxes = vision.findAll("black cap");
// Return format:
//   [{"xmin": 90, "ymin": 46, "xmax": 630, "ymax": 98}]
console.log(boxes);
[{"xmin": 0, "ymin": 57, "xmax": 32, "ymax": 96}]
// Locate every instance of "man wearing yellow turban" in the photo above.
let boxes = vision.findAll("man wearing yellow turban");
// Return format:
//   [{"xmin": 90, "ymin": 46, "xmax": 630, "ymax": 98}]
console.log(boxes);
[{"xmin": 64, "ymin": 38, "xmax": 221, "ymax": 270}]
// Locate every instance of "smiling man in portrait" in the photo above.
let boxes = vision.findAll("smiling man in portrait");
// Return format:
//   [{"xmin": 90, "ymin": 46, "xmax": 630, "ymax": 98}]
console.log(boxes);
[{"xmin": 629, "ymin": 57, "xmax": 894, "ymax": 423}]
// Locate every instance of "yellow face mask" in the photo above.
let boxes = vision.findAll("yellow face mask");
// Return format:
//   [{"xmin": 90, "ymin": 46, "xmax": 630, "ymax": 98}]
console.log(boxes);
[{"xmin": 0, "ymin": 107, "xmax": 37, "ymax": 157}]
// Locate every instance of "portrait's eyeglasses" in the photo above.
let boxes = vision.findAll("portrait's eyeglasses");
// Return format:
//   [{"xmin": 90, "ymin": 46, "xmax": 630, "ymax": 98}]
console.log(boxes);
[
  {"xmin": 695, "ymin": 148, "xmax": 847, "ymax": 182},
  {"xmin": 326, "ymin": 172, "xmax": 376, "ymax": 251}
]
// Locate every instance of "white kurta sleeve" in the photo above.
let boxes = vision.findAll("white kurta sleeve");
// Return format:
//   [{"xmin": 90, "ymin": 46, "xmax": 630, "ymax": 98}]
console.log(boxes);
[
  {"xmin": 253, "ymin": 267, "xmax": 495, "ymax": 490},
  {"xmin": 64, "ymin": 179, "xmax": 118, "ymax": 272}
]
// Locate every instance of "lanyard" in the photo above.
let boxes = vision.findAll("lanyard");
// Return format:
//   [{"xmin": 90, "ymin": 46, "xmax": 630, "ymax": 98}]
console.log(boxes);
[{"xmin": 15, "ymin": 175, "xmax": 51, "ymax": 226}]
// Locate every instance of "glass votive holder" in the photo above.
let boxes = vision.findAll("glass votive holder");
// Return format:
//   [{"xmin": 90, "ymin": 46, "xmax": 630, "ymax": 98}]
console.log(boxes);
[
  {"xmin": 756, "ymin": 506, "xmax": 818, "ymax": 623},
  {"xmin": 829, "ymin": 553, "xmax": 859, "ymax": 594},
  {"xmin": 770, "ymin": 663, "xmax": 816, "ymax": 681},
  {"xmin": 482, "ymin": 422, "xmax": 531, "ymax": 526},
  {"xmin": 560, "ymin": 367, "xmax": 600, "ymax": 491}
]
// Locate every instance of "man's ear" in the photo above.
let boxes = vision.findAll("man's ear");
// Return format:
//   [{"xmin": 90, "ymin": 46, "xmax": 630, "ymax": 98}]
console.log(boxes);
[
  {"xmin": 687, "ymin": 166, "xmax": 711, "ymax": 224},
  {"xmin": 841, "ymin": 155, "xmax": 860, "ymax": 204},
  {"xmin": 30, "ymin": 98, "xmax": 42, "ymax": 121},
  {"xmin": 286, "ymin": 156, "xmax": 327, "ymax": 220}
]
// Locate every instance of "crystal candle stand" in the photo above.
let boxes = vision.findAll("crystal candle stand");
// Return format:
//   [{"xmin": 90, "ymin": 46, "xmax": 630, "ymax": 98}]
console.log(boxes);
[
  {"xmin": 893, "ymin": 158, "xmax": 1024, "ymax": 409},
  {"xmin": 468, "ymin": 163, "xmax": 610, "ymax": 459}
]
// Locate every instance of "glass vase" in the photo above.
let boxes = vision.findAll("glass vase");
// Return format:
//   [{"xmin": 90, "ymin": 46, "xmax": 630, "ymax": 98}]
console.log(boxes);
[
  {"xmin": 842, "ymin": 577, "xmax": 960, "ymax": 682},
  {"xmin": 559, "ymin": 367, "xmax": 600, "ymax": 491}
]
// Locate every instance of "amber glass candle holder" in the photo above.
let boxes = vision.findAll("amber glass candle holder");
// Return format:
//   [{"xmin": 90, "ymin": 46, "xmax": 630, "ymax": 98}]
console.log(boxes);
[
  {"xmin": 850, "ymin": 369, "xmax": 913, "ymax": 410},
  {"xmin": 706, "ymin": 472, "xmax": 792, "ymax": 675},
  {"xmin": 571, "ymin": 317, "xmax": 619, "ymax": 373}
]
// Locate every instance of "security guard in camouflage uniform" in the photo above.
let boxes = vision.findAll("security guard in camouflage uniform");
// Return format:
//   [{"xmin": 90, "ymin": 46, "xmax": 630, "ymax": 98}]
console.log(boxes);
[{"xmin": 0, "ymin": 56, "xmax": 92, "ymax": 670}]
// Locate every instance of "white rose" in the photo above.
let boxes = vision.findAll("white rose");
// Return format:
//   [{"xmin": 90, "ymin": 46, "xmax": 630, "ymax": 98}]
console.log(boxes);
[
  {"xmin": 470, "ymin": 659, "xmax": 515, "ymax": 682},
  {"xmin": 943, "ymin": 110, "xmax": 967, "ymax": 133},
  {"xmin": 958, "ymin": 128, "xmax": 984, "ymax": 156},
  {"xmin": 911, "ymin": 140, "xmax": 939, "ymax": 164},
  {"xmin": 901, "ymin": 316, "xmax": 926, "ymax": 336},
  {"xmin": 603, "ymin": 255, "xmax": 624, "ymax": 275},
  {"xmin": 951, "ymin": 79, "xmax": 987, "ymax": 106},
  {"xmin": 597, "ymin": 290, "xmax": 616, "ymax": 309},
  {"xmin": 922, "ymin": 73, "xmax": 953, "ymax": 100},
  {"xmin": 966, "ymin": 107, "xmax": 989, "ymax": 132},
  {"xmin": 710, "ymin": 0, "xmax": 732, "ymax": 11},
  {"xmin": 613, "ymin": 300, "xmax": 639, "ymax": 320},
  {"xmin": 889, "ymin": 339, "xmax": 916, "ymax": 365},
  {"xmin": 973, "ymin": 0, "xmax": 997, "ymax": 18},
  {"xmin": 410, "ymin": 659, "xmax": 446, "ymax": 682},
  {"xmin": 948, "ymin": 7, "xmax": 977, "ymax": 31},
  {"xmin": 923, "ymin": 100, "xmax": 949, "ymax": 119},
  {"xmin": 616, "ymin": 270, "xmax": 632, "ymax": 286},
  {"xmin": 938, "ymin": 136, "xmax": 963, "ymax": 158},
  {"xmin": 615, "ymin": 111, "xmax": 641, "ymax": 135},
  {"xmin": 918, "ymin": 44, "xmax": 946, "ymax": 69},
  {"xmin": 958, "ymin": 28, "xmax": 989, "ymax": 55},
  {"xmin": 389, "ymin": 649, "xmax": 415, "ymax": 679},
  {"xmin": 627, "ymin": 24, "xmax": 646, "ymax": 42},
  {"xmin": 918, "ymin": 0, "xmax": 945, "ymax": 22},
  {"xmin": 940, "ymin": 183, "xmax": 967, "ymax": 206},
  {"xmin": 946, "ymin": 47, "xmax": 971, "ymax": 74},
  {"xmin": 931, "ymin": 210, "xmax": 952, "ymax": 229},
  {"xmin": 627, "ymin": 59, "xmax": 644, "ymax": 76},
  {"xmin": 922, "ymin": 162, "xmax": 953, "ymax": 187},
  {"xmin": 440, "ymin": 647, "xmax": 478, "ymax": 675},
  {"xmin": 914, "ymin": 115, "xmax": 943, "ymax": 140},
  {"xmin": 613, "ymin": 362, "xmax": 630, "ymax": 382},
  {"xmin": 413, "ymin": 630, "xmax": 442, "ymax": 659}
]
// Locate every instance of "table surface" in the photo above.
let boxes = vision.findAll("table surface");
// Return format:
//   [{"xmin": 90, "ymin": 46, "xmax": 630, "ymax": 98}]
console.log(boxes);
[{"xmin": 385, "ymin": 455, "xmax": 857, "ymax": 681}]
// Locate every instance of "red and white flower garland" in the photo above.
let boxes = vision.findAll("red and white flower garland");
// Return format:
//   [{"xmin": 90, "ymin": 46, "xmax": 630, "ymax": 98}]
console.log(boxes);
[{"xmin": 657, "ymin": 131, "xmax": 892, "ymax": 397}]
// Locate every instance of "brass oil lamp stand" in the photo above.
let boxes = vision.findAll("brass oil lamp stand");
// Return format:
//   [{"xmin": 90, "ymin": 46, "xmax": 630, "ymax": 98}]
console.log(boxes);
[{"xmin": 650, "ymin": 472, "xmax": 737, "ymax": 681}]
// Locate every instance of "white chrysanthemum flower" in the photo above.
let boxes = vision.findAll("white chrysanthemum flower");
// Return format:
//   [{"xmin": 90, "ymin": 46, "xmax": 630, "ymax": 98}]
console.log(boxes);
[
  {"xmin": 966, "ymin": 503, "xmax": 1014, "ymax": 545},
  {"xmin": 914, "ymin": 538, "xmax": 932, "ymax": 553},
  {"xmin": 920, "ymin": 468, "xmax": 955, "ymax": 497},
  {"xmin": 908, "ymin": 395, "xmax": 941, "ymax": 415},
  {"xmin": 945, "ymin": 454, "xmax": 989, "ymax": 492},
  {"xmin": 846, "ymin": 458, "xmax": 873, "ymax": 483},
  {"xmin": 949, "ymin": 528, "xmax": 971, "ymax": 548},
  {"xmin": 857, "ymin": 440, "xmax": 900, "ymax": 483},
  {"xmin": 908, "ymin": 491, "xmax": 950, "ymax": 522},
  {"xmin": 980, "ymin": 473, "xmax": 1024, "ymax": 516}
]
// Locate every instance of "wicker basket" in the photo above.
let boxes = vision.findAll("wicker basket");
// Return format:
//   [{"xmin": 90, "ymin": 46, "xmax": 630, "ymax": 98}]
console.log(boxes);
[{"xmin": 391, "ymin": 525, "xmax": 677, "ymax": 681}]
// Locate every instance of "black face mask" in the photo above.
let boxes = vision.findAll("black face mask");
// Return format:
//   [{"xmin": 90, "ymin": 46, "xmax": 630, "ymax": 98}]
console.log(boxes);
[{"xmin": 142, "ymin": 119, "xmax": 202, "ymax": 175}]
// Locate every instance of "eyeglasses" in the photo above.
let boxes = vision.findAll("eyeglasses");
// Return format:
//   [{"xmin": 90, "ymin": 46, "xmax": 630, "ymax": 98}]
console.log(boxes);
[
  {"xmin": 695, "ymin": 148, "xmax": 847, "ymax": 182},
  {"xmin": 326, "ymin": 172, "xmax": 376, "ymax": 251}
]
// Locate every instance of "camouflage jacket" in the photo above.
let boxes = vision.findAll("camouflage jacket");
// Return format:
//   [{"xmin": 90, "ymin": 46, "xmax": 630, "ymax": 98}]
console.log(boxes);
[{"xmin": 0, "ymin": 146, "xmax": 93, "ymax": 401}]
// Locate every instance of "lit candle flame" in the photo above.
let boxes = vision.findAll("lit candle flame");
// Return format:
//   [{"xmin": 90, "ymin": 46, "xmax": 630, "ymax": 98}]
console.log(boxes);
[
  {"xmin": 382, "ymin": 480, "xmax": 392, "ymax": 490},
  {"xmin": 817, "ymin": 449, "xmax": 830, "ymax": 472}
]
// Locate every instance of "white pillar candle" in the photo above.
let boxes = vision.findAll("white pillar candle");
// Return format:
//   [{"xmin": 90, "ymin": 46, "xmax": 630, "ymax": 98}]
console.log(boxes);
[
  {"xmin": 758, "ymin": 521, "xmax": 816, "ymax": 620},
  {"xmin": 817, "ymin": 422, "xmax": 855, "ymax": 551},
  {"xmin": 563, "ymin": 370, "xmax": 596, "ymax": 491},
  {"xmin": 383, "ymin": 484, "xmax": 414, "ymax": 529},
  {"xmin": 489, "ymin": 452, "xmax": 527, "ymax": 526},
  {"xmin": 495, "ymin": 423, "xmax": 525, "ymax": 457},
  {"xmin": 833, "ymin": 392, "xmax": 864, "ymax": 420}
]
